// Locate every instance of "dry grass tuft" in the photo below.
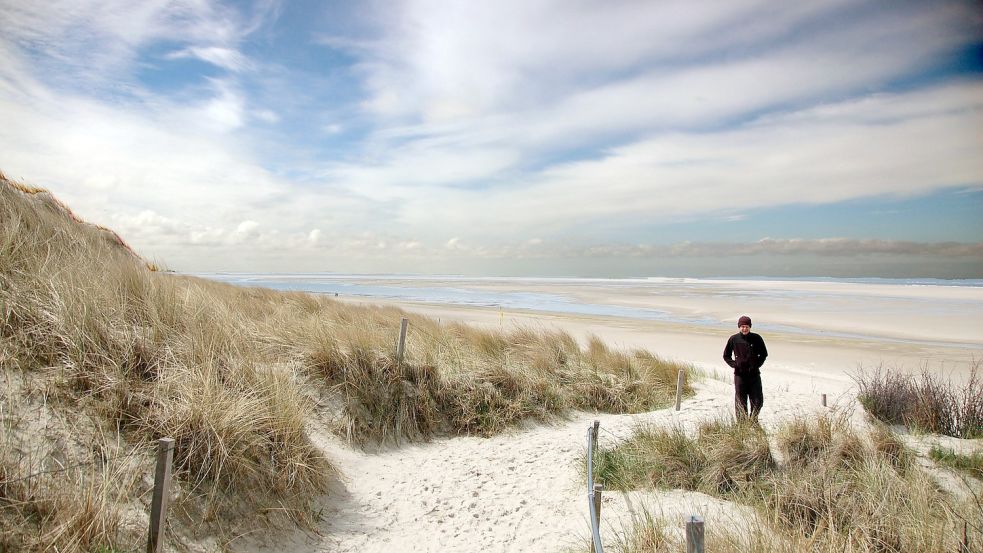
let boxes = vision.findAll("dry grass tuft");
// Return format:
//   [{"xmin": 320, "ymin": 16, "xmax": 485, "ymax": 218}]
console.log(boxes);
[
  {"xmin": 2, "ymin": 173, "xmax": 694, "ymax": 546},
  {"xmin": 304, "ymin": 309, "xmax": 693, "ymax": 444},
  {"xmin": 594, "ymin": 415, "xmax": 977, "ymax": 552},
  {"xmin": 594, "ymin": 418, "xmax": 773, "ymax": 496},
  {"xmin": 854, "ymin": 364, "xmax": 983, "ymax": 438}
]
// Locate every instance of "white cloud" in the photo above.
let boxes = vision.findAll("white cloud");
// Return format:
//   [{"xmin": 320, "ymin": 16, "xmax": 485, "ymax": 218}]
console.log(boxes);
[
  {"xmin": 166, "ymin": 46, "xmax": 252, "ymax": 72},
  {"xmin": 236, "ymin": 220, "xmax": 259, "ymax": 234},
  {"xmin": 200, "ymin": 81, "xmax": 247, "ymax": 131},
  {"xmin": 0, "ymin": 0, "xmax": 247, "ymax": 86},
  {"xmin": 328, "ymin": 81, "xmax": 983, "ymax": 239},
  {"xmin": 255, "ymin": 109, "xmax": 280, "ymax": 123},
  {"xmin": 1, "ymin": 0, "xmax": 981, "ymax": 275}
]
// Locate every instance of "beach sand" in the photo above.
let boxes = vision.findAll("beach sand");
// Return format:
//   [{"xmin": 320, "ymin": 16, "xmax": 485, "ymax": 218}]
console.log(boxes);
[{"xmin": 241, "ymin": 282, "xmax": 981, "ymax": 553}]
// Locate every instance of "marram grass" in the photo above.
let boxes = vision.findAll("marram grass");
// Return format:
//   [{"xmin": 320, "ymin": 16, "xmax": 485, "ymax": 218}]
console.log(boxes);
[
  {"xmin": 1, "ymin": 173, "xmax": 694, "ymax": 550},
  {"xmin": 591, "ymin": 415, "xmax": 980, "ymax": 552}
]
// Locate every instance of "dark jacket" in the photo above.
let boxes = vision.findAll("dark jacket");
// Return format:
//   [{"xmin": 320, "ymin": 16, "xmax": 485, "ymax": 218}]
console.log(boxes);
[{"xmin": 723, "ymin": 332, "xmax": 768, "ymax": 375}]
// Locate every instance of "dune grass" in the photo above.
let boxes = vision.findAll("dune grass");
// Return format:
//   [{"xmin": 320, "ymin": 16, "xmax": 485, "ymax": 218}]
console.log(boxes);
[
  {"xmin": 853, "ymin": 364, "xmax": 983, "ymax": 438},
  {"xmin": 1, "ymin": 173, "xmax": 694, "ymax": 549},
  {"xmin": 592, "ymin": 415, "xmax": 978, "ymax": 552},
  {"xmin": 594, "ymin": 419, "xmax": 773, "ymax": 496},
  {"xmin": 930, "ymin": 445, "xmax": 983, "ymax": 480}
]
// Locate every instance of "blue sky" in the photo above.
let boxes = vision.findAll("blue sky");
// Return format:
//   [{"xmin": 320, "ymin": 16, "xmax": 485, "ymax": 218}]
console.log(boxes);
[{"xmin": 1, "ymin": 0, "xmax": 981, "ymax": 277}]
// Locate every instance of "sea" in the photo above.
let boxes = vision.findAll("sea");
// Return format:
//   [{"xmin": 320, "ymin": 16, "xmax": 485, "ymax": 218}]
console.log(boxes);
[{"xmin": 196, "ymin": 273, "xmax": 983, "ymax": 347}]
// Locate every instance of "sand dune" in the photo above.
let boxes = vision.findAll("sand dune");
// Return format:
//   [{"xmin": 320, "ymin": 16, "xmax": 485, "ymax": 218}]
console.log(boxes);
[{"xmin": 240, "ymin": 287, "xmax": 979, "ymax": 552}]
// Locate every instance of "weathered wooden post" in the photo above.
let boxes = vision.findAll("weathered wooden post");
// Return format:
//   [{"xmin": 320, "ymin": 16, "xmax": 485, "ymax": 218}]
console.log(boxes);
[
  {"xmin": 821, "ymin": 393, "xmax": 827, "ymax": 407},
  {"xmin": 147, "ymin": 437, "xmax": 175, "ymax": 553},
  {"xmin": 592, "ymin": 420, "xmax": 600, "ymax": 457},
  {"xmin": 396, "ymin": 317, "xmax": 409, "ymax": 363},
  {"xmin": 587, "ymin": 421, "xmax": 604, "ymax": 553},
  {"xmin": 685, "ymin": 515, "xmax": 704, "ymax": 553},
  {"xmin": 590, "ymin": 484, "xmax": 604, "ymax": 553},
  {"xmin": 675, "ymin": 369, "xmax": 685, "ymax": 411}
]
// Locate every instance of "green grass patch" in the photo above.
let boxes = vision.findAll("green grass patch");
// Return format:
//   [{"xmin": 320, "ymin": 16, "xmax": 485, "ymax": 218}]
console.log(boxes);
[{"xmin": 929, "ymin": 445, "xmax": 983, "ymax": 479}]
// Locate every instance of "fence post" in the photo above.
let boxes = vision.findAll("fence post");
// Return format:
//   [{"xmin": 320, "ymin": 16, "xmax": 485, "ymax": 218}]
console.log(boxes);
[
  {"xmin": 590, "ymin": 484, "xmax": 604, "ymax": 553},
  {"xmin": 685, "ymin": 515, "xmax": 704, "ymax": 553},
  {"xmin": 821, "ymin": 393, "xmax": 827, "ymax": 407},
  {"xmin": 587, "ymin": 422, "xmax": 603, "ymax": 553},
  {"xmin": 396, "ymin": 318, "xmax": 409, "ymax": 363},
  {"xmin": 675, "ymin": 369, "xmax": 685, "ymax": 411},
  {"xmin": 592, "ymin": 420, "xmax": 600, "ymax": 457},
  {"xmin": 147, "ymin": 437, "xmax": 175, "ymax": 553}
]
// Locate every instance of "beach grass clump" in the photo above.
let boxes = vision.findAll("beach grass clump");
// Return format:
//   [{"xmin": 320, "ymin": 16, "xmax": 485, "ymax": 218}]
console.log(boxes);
[
  {"xmin": 593, "ymin": 425, "xmax": 704, "ymax": 491},
  {"xmin": 853, "ymin": 364, "xmax": 983, "ymax": 438},
  {"xmin": 304, "ymin": 312, "xmax": 694, "ymax": 443},
  {"xmin": 2, "ymin": 173, "xmax": 695, "ymax": 543},
  {"xmin": 1, "ymin": 175, "xmax": 334, "ymax": 538},
  {"xmin": 0, "ymin": 457, "xmax": 143, "ymax": 552},
  {"xmin": 0, "ymin": 392, "xmax": 147, "ymax": 553},
  {"xmin": 929, "ymin": 445, "xmax": 983, "ymax": 480},
  {"xmin": 594, "ymin": 418, "xmax": 773, "ymax": 496},
  {"xmin": 592, "ymin": 415, "xmax": 972, "ymax": 552}
]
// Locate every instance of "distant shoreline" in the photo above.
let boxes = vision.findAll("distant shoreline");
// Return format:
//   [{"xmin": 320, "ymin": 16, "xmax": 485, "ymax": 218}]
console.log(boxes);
[
  {"xmin": 198, "ymin": 273, "xmax": 983, "ymax": 350},
  {"xmin": 195, "ymin": 272, "xmax": 983, "ymax": 287}
]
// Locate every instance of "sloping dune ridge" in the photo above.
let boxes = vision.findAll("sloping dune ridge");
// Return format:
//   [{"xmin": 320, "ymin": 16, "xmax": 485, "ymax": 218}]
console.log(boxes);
[{"xmin": 1, "ymin": 173, "xmax": 980, "ymax": 552}]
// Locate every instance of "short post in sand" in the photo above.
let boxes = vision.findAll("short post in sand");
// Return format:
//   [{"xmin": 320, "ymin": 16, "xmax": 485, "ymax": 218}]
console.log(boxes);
[
  {"xmin": 821, "ymin": 393, "xmax": 827, "ymax": 407},
  {"xmin": 685, "ymin": 515, "xmax": 705, "ymax": 553},
  {"xmin": 396, "ymin": 317, "xmax": 409, "ymax": 364},
  {"xmin": 590, "ymin": 484, "xmax": 604, "ymax": 553},
  {"xmin": 591, "ymin": 420, "xmax": 600, "ymax": 458},
  {"xmin": 675, "ymin": 369, "xmax": 685, "ymax": 411},
  {"xmin": 147, "ymin": 437, "xmax": 175, "ymax": 553},
  {"xmin": 590, "ymin": 420, "xmax": 604, "ymax": 551},
  {"xmin": 586, "ymin": 421, "xmax": 604, "ymax": 553}
]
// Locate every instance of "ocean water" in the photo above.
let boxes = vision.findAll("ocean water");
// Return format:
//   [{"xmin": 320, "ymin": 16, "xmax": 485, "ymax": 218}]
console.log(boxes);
[
  {"xmin": 196, "ymin": 273, "xmax": 983, "ymax": 347},
  {"xmin": 200, "ymin": 273, "xmax": 686, "ymax": 322}
]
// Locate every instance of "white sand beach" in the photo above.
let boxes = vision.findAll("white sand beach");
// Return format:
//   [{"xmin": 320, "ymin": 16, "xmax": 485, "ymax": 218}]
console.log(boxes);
[{"xmin": 238, "ymin": 277, "xmax": 982, "ymax": 553}]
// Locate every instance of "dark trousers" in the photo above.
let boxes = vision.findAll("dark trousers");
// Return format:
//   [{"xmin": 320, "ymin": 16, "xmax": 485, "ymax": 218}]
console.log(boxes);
[{"xmin": 734, "ymin": 372, "xmax": 763, "ymax": 421}]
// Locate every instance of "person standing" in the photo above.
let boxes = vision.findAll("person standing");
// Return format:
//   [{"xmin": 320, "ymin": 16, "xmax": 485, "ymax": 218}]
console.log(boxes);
[{"xmin": 723, "ymin": 315, "xmax": 768, "ymax": 421}]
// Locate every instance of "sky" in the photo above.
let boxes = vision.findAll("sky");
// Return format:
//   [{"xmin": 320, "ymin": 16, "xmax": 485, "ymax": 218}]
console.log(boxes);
[{"xmin": 1, "ymin": 0, "xmax": 982, "ymax": 278}]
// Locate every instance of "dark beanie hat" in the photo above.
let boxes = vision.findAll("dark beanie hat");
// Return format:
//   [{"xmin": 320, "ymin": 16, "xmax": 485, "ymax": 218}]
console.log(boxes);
[{"xmin": 738, "ymin": 315, "xmax": 752, "ymax": 327}]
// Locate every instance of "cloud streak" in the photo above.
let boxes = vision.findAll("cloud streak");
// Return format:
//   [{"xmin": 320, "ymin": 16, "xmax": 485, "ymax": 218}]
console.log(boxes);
[{"xmin": 0, "ymin": 0, "xmax": 981, "ymax": 275}]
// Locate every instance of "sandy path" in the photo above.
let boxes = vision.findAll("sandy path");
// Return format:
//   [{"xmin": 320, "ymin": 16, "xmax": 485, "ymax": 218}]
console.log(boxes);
[
  {"xmin": 249, "ymin": 370, "xmax": 844, "ymax": 553},
  {"xmin": 237, "ymin": 292, "xmax": 976, "ymax": 552}
]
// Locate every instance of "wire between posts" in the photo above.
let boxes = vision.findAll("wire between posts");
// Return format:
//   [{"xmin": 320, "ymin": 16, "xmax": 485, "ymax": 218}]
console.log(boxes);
[{"xmin": 0, "ymin": 448, "xmax": 148, "ymax": 486}]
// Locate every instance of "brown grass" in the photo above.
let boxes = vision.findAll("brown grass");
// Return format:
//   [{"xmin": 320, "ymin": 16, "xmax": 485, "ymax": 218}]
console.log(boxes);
[
  {"xmin": 854, "ymin": 364, "xmax": 983, "ymax": 438},
  {"xmin": 594, "ymin": 415, "xmax": 978, "ymax": 552},
  {"xmin": 1, "ymin": 174, "xmax": 694, "ymax": 549}
]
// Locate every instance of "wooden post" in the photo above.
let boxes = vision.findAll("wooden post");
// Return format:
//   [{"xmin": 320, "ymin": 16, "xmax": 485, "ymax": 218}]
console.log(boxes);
[
  {"xmin": 590, "ymin": 484, "xmax": 603, "ymax": 553},
  {"xmin": 821, "ymin": 393, "xmax": 827, "ymax": 407},
  {"xmin": 396, "ymin": 318, "xmax": 409, "ymax": 363},
  {"xmin": 592, "ymin": 420, "xmax": 600, "ymax": 454},
  {"xmin": 960, "ymin": 521, "xmax": 969, "ymax": 553},
  {"xmin": 685, "ymin": 515, "xmax": 705, "ymax": 553},
  {"xmin": 147, "ymin": 437, "xmax": 175, "ymax": 553},
  {"xmin": 675, "ymin": 369, "xmax": 685, "ymax": 411}
]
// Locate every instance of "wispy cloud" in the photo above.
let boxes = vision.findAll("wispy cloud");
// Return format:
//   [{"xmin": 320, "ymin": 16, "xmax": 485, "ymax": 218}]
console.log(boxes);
[
  {"xmin": 0, "ymin": 0, "xmax": 981, "ymax": 275},
  {"xmin": 165, "ymin": 46, "xmax": 253, "ymax": 72}
]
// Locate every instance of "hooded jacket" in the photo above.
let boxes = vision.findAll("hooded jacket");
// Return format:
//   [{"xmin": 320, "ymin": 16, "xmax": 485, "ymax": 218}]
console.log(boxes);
[{"xmin": 723, "ymin": 331, "xmax": 768, "ymax": 375}]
